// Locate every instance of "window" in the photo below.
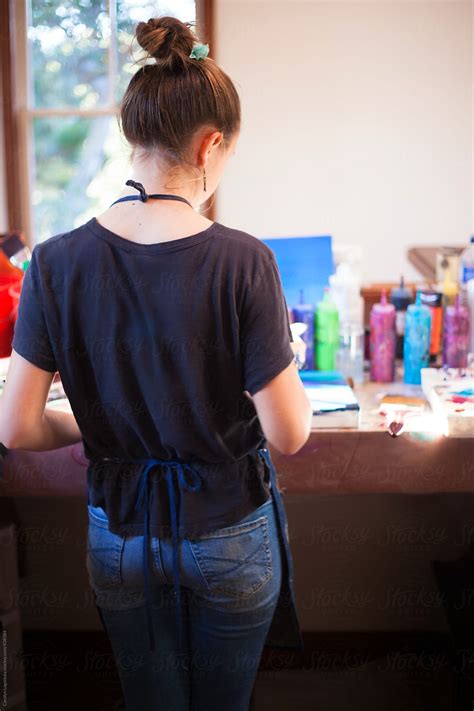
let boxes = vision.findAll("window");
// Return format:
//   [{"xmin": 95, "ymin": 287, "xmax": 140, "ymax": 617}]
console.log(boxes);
[{"xmin": 7, "ymin": 0, "xmax": 213, "ymax": 245}]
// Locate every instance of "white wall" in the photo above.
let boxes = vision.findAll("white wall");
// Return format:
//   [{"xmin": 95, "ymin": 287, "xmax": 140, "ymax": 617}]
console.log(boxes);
[{"xmin": 215, "ymin": 0, "xmax": 473, "ymax": 282}]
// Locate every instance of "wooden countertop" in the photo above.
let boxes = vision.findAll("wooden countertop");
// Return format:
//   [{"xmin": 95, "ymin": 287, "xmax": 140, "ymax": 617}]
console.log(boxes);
[{"xmin": 0, "ymin": 372, "xmax": 472, "ymax": 499}]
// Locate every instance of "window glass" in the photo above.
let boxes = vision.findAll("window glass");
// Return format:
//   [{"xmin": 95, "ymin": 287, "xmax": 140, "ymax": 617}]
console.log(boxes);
[
  {"xmin": 28, "ymin": 0, "xmax": 109, "ymax": 109},
  {"xmin": 32, "ymin": 115, "xmax": 129, "ymax": 240},
  {"xmin": 26, "ymin": 0, "xmax": 198, "ymax": 243}
]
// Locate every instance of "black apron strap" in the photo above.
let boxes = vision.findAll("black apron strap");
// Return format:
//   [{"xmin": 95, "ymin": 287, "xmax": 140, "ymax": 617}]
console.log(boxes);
[{"xmin": 110, "ymin": 180, "xmax": 194, "ymax": 209}]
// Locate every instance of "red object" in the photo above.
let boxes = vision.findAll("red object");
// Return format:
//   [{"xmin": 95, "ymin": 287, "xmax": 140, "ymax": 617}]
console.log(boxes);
[
  {"xmin": 0, "ymin": 251, "xmax": 24, "ymax": 357},
  {"xmin": 0, "ymin": 274, "xmax": 21, "ymax": 318},
  {"xmin": 8, "ymin": 280, "xmax": 22, "ymax": 323},
  {"xmin": 0, "ymin": 316, "xmax": 12, "ymax": 357}
]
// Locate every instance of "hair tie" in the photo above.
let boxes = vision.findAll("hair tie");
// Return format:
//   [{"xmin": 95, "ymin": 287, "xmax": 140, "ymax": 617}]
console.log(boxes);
[{"xmin": 189, "ymin": 42, "xmax": 209, "ymax": 60}]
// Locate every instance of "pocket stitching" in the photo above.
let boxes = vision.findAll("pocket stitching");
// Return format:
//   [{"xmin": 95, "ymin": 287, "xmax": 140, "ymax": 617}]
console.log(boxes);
[
  {"xmin": 188, "ymin": 513, "xmax": 269, "ymax": 541},
  {"xmin": 186, "ymin": 540, "xmax": 211, "ymax": 590},
  {"xmin": 189, "ymin": 516, "xmax": 273, "ymax": 599}
]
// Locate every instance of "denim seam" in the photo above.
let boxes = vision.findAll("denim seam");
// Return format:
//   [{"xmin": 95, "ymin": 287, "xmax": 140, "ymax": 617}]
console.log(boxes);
[
  {"xmin": 151, "ymin": 538, "xmax": 172, "ymax": 586},
  {"xmin": 185, "ymin": 540, "xmax": 211, "ymax": 590}
]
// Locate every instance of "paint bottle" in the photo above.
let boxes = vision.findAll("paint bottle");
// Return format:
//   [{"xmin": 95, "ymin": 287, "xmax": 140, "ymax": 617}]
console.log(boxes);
[
  {"xmin": 369, "ymin": 289, "xmax": 396, "ymax": 382},
  {"xmin": 315, "ymin": 288, "xmax": 339, "ymax": 371},
  {"xmin": 459, "ymin": 236, "xmax": 474, "ymax": 287},
  {"xmin": 390, "ymin": 277, "xmax": 413, "ymax": 359},
  {"xmin": 467, "ymin": 279, "xmax": 474, "ymax": 358},
  {"xmin": 291, "ymin": 289, "xmax": 315, "ymax": 370},
  {"xmin": 418, "ymin": 290, "xmax": 443, "ymax": 362},
  {"xmin": 403, "ymin": 294, "xmax": 431, "ymax": 384},
  {"xmin": 442, "ymin": 295, "xmax": 470, "ymax": 368},
  {"xmin": 440, "ymin": 272, "xmax": 458, "ymax": 308}
]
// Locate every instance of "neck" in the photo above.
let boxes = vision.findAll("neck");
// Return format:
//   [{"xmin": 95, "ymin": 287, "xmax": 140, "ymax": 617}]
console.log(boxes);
[{"xmin": 124, "ymin": 160, "xmax": 199, "ymax": 209}]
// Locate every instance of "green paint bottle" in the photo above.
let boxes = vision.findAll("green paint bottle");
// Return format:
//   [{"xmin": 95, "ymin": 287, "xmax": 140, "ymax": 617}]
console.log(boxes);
[{"xmin": 315, "ymin": 288, "xmax": 340, "ymax": 370}]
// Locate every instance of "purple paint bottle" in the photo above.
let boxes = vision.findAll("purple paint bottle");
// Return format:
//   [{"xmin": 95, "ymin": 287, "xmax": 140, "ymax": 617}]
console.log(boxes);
[
  {"xmin": 370, "ymin": 289, "xmax": 396, "ymax": 382},
  {"xmin": 292, "ymin": 289, "xmax": 315, "ymax": 370},
  {"xmin": 442, "ymin": 294, "xmax": 470, "ymax": 368}
]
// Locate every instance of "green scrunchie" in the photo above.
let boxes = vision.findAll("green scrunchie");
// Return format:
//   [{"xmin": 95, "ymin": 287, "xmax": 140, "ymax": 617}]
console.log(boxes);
[{"xmin": 189, "ymin": 42, "xmax": 209, "ymax": 60}]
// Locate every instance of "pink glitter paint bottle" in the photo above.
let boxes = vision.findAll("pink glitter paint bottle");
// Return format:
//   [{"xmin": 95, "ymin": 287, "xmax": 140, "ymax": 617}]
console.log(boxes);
[
  {"xmin": 442, "ymin": 295, "xmax": 470, "ymax": 368},
  {"xmin": 370, "ymin": 289, "xmax": 396, "ymax": 382}
]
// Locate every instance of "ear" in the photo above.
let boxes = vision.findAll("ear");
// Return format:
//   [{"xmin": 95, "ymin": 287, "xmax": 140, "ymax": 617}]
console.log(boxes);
[{"xmin": 197, "ymin": 130, "xmax": 224, "ymax": 168}]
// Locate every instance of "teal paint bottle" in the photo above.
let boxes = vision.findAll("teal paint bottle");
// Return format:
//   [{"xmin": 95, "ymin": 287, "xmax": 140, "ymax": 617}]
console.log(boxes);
[{"xmin": 403, "ymin": 293, "xmax": 431, "ymax": 385}]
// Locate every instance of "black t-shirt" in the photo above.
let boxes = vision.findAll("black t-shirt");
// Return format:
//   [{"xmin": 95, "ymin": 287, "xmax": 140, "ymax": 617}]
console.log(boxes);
[{"xmin": 12, "ymin": 217, "xmax": 295, "ymax": 536}]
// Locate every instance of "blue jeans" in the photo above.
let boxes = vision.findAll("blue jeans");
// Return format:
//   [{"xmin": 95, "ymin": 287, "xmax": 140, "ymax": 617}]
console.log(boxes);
[{"xmin": 86, "ymin": 497, "xmax": 282, "ymax": 711}]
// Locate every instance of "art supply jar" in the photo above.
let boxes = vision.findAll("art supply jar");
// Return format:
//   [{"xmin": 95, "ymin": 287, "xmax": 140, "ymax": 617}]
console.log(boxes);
[
  {"xmin": 336, "ymin": 323, "xmax": 365, "ymax": 384},
  {"xmin": 436, "ymin": 247, "xmax": 460, "ymax": 286},
  {"xmin": 442, "ymin": 295, "xmax": 469, "ymax": 368},
  {"xmin": 439, "ymin": 273, "xmax": 458, "ymax": 307},
  {"xmin": 369, "ymin": 289, "xmax": 396, "ymax": 382},
  {"xmin": 403, "ymin": 294, "xmax": 431, "ymax": 384}
]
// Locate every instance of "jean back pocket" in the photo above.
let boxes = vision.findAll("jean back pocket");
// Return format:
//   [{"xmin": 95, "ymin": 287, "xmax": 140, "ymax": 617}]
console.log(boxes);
[{"xmin": 187, "ymin": 511, "xmax": 273, "ymax": 599}]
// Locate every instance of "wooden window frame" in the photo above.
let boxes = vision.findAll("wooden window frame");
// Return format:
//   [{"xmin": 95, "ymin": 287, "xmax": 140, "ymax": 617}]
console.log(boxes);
[{"xmin": 1, "ymin": 0, "xmax": 215, "ymax": 244}]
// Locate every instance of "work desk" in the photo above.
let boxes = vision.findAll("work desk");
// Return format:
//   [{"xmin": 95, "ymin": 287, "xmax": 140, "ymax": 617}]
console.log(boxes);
[
  {"xmin": 0, "ymin": 379, "xmax": 472, "ymax": 498},
  {"xmin": 274, "ymin": 380, "xmax": 473, "ymax": 495}
]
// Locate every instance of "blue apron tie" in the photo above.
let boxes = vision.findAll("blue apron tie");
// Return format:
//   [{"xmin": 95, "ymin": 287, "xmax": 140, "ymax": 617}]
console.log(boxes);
[
  {"xmin": 89, "ymin": 447, "xmax": 288, "ymax": 663},
  {"xmin": 133, "ymin": 457, "xmax": 202, "ymax": 666},
  {"xmin": 256, "ymin": 447, "xmax": 296, "ymax": 590}
]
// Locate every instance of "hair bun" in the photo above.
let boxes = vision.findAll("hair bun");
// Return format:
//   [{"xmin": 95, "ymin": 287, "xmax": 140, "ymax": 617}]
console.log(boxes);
[{"xmin": 135, "ymin": 16, "xmax": 198, "ymax": 71}]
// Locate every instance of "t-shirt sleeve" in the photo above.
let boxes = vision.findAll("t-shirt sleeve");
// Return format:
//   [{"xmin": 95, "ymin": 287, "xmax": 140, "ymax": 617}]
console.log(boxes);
[
  {"xmin": 240, "ymin": 253, "xmax": 295, "ymax": 396},
  {"xmin": 11, "ymin": 246, "xmax": 57, "ymax": 373}
]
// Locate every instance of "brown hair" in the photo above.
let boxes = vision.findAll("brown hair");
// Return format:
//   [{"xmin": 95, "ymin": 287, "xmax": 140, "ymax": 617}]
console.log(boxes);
[{"xmin": 120, "ymin": 16, "xmax": 241, "ymax": 171}]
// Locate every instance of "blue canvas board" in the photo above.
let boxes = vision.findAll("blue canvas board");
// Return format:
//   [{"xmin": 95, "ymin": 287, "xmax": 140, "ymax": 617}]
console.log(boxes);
[{"xmin": 261, "ymin": 235, "xmax": 334, "ymax": 310}]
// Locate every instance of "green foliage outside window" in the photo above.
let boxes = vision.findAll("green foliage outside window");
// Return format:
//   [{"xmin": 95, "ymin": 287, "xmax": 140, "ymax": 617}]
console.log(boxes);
[{"xmin": 28, "ymin": 0, "xmax": 196, "ymax": 242}]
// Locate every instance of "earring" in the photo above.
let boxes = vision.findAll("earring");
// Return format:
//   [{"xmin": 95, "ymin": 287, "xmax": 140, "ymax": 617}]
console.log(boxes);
[{"xmin": 203, "ymin": 168, "xmax": 207, "ymax": 193}]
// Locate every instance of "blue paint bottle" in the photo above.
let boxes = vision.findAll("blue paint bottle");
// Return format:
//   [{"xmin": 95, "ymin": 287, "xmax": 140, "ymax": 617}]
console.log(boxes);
[{"xmin": 403, "ymin": 293, "xmax": 432, "ymax": 385}]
